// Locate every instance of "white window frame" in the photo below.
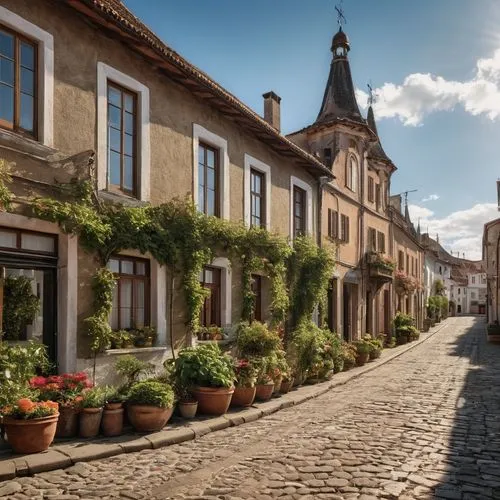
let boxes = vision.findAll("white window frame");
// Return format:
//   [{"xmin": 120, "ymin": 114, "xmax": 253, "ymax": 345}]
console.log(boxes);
[
  {"xmin": 193, "ymin": 124, "xmax": 230, "ymax": 220},
  {"xmin": 290, "ymin": 176, "xmax": 313, "ymax": 238},
  {"xmin": 97, "ymin": 62, "xmax": 150, "ymax": 201},
  {"xmin": 210, "ymin": 257, "xmax": 232, "ymax": 326},
  {"xmin": 244, "ymin": 154, "xmax": 271, "ymax": 230},
  {"xmin": 0, "ymin": 6, "xmax": 54, "ymax": 147}
]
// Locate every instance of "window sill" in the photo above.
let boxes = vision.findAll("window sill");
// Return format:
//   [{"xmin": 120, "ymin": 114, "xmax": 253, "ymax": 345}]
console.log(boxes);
[
  {"xmin": 195, "ymin": 339, "xmax": 231, "ymax": 346},
  {"xmin": 98, "ymin": 190, "xmax": 147, "ymax": 207},
  {"xmin": 104, "ymin": 346, "xmax": 168, "ymax": 356},
  {"xmin": 0, "ymin": 128, "xmax": 55, "ymax": 158}
]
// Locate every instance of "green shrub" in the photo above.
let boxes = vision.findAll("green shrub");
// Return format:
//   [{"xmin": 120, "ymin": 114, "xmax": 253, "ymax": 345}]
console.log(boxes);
[
  {"xmin": 341, "ymin": 342, "xmax": 357, "ymax": 369},
  {"xmin": 0, "ymin": 341, "xmax": 49, "ymax": 407},
  {"xmin": 353, "ymin": 339, "xmax": 371, "ymax": 355},
  {"xmin": 81, "ymin": 386, "xmax": 108, "ymax": 408},
  {"xmin": 236, "ymin": 321, "xmax": 281, "ymax": 358},
  {"xmin": 174, "ymin": 344, "xmax": 235, "ymax": 388},
  {"xmin": 115, "ymin": 355, "xmax": 154, "ymax": 390},
  {"xmin": 127, "ymin": 380, "xmax": 174, "ymax": 409}
]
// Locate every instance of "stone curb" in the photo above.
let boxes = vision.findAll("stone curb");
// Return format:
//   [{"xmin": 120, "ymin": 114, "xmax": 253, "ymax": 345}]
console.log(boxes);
[{"xmin": 0, "ymin": 320, "xmax": 449, "ymax": 481}]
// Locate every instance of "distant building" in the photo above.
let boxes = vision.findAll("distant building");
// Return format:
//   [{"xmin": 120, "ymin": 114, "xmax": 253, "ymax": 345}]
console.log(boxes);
[{"xmin": 483, "ymin": 218, "xmax": 500, "ymax": 324}]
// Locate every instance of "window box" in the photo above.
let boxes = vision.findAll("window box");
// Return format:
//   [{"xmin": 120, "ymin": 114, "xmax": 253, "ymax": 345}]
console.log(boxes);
[{"xmin": 367, "ymin": 252, "xmax": 394, "ymax": 282}]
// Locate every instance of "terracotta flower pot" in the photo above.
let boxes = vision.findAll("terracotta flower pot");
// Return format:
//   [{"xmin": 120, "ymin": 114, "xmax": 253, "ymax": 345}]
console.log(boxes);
[
  {"xmin": 56, "ymin": 406, "xmax": 80, "ymax": 438},
  {"xmin": 4, "ymin": 414, "xmax": 59, "ymax": 454},
  {"xmin": 79, "ymin": 408, "xmax": 103, "ymax": 438},
  {"xmin": 273, "ymin": 377, "xmax": 283, "ymax": 394},
  {"xmin": 192, "ymin": 387, "xmax": 234, "ymax": 415},
  {"xmin": 255, "ymin": 383, "xmax": 275, "ymax": 401},
  {"xmin": 279, "ymin": 379, "xmax": 293, "ymax": 394},
  {"xmin": 105, "ymin": 402, "xmax": 123, "ymax": 411},
  {"xmin": 397, "ymin": 335, "xmax": 408, "ymax": 346},
  {"xmin": 231, "ymin": 386, "xmax": 256, "ymax": 407},
  {"xmin": 127, "ymin": 405, "xmax": 173, "ymax": 432},
  {"xmin": 101, "ymin": 408, "xmax": 124, "ymax": 437},
  {"xmin": 356, "ymin": 352, "xmax": 370, "ymax": 366},
  {"xmin": 178, "ymin": 401, "xmax": 198, "ymax": 419}
]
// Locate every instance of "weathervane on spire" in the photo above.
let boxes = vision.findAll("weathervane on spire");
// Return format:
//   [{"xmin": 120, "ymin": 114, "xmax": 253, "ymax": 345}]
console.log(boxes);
[
  {"xmin": 367, "ymin": 81, "xmax": 377, "ymax": 106},
  {"xmin": 335, "ymin": 0, "xmax": 347, "ymax": 29}
]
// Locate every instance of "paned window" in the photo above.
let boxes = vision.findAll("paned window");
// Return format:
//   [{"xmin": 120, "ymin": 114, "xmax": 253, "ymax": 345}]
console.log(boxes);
[
  {"xmin": 377, "ymin": 231, "xmax": 385, "ymax": 253},
  {"xmin": 367, "ymin": 177, "xmax": 374, "ymax": 202},
  {"xmin": 198, "ymin": 143, "xmax": 219, "ymax": 216},
  {"xmin": 398, "ymin": 250, "xmax": 404, "ymax": 270},
  {"xmin": 368, "ymin": 227, "xmax": 377, "ymax": 252},
  {"xmin": 293, "ymin": 186, "xmax": 306, "ymax": 238},
  {"xmin": 200, "ymin": 266, "xmax": 221, "ymax": 327},
  {"xmin": 108, "ymin": 256, "xmax": 149, "ymax": 330},
  {"xmin": 107, "ymin": 82, "xmax": 137, "ymax": 195},
  {"xmin": 327, "ymin": 209, "xmax": 339, "ymax": 239},
  {"xmin": 340, "ymin": 214, "xmax": 350, "ymax": 243},
  {"xmin": 250, "ymin": 168, "xmax": 265, "ymax": 228},
  {"xmin": 406, "ymin": 254, "xmax": 410, "ymax": 273},
  {"xmin": 346, "ymin": 156, "xmax": 357, "ymax": 192},
  {"xmin": 0, "ymin": 25, "xmax": 37, "ymax": 137}
]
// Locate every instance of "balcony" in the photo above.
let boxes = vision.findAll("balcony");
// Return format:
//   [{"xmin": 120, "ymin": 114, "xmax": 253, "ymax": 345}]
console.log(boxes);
[{"xmin": 367, "ymin": 252, "xmax": 394, "ymax": 283}]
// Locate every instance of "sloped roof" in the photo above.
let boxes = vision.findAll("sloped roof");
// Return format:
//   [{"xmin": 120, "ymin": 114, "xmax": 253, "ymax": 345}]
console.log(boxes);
[
  {"xmin": 366, "ymin": 106, "xmax": 395, "ymax": 171},
  {"xmin": 315, "ymin": 29, "xmax": 365, "ymax": 126},
  {"xmin": 64, "ymin": 0, "xmax": 333, "ymax": 179}
]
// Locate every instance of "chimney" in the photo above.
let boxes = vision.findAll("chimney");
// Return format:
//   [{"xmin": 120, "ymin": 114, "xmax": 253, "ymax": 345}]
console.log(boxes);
[{"xmin": 263, "ymin": 91, "xmax": 281, "ymax": 132}]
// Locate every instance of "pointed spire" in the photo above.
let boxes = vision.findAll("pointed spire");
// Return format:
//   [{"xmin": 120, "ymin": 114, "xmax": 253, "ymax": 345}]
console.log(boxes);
[
  {"xmin": 315, "ymin": 27, "xmax": 364, "ymax": 125},
  {"xmin": 367, "ymin": 105, "xmax": 393, "ymax": 165},
  {"xmin": 417, "ymin": 218, "xmax": 421, "ymax": 236},
  {"xmin": 404, "ymin": 200, "xmax": 410, "ymax": 222}
]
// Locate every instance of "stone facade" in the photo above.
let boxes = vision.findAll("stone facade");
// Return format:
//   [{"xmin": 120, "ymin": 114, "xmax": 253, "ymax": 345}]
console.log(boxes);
[{"xmin": 0, "ymin": 0, "xmax": 329, "ymax": 381}]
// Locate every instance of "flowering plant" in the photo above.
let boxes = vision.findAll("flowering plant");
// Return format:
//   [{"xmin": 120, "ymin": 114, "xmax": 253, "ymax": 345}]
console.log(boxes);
[
  {"xmin": 30, "ymin": 372, "xmax": 92, "ymax": 406},
  {"xmin": 394, "ymin": 270, "xmax": 417, "ymax": 293},
  {"xmin": 368, "ymin": 252, "xmax": 395, "ymax": 273},
  {"xmin": 1, "ymin": 398, "xmax": 58, "ymax": 420},
  {"xmin": 233, "ymin": 359, "xmax": 257, "ymax": 388}
]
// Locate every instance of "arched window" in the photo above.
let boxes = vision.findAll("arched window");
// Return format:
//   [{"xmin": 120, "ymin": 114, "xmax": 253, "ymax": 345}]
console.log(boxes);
[{"xmin": 346, "ymin": 155, "xmax": 357, "ymax": 192}]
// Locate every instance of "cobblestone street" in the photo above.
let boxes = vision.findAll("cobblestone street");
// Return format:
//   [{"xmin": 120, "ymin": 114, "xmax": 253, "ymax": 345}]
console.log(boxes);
[{"xmin": 1, "ymin": 316, "xmax": 498, "ymax": 499}]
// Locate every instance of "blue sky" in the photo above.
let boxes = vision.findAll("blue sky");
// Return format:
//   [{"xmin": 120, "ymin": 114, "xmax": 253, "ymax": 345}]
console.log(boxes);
[{"xmin": 123, "ymin": 0, "xmax": 500, "ymax": 259}]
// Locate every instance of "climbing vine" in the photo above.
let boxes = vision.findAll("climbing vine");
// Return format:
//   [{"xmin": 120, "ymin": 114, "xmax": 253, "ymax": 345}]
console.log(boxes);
[
  {"xmin": 288, "ymin": 236, "xmax": 335, "ymax": 330},
  {"xmin": 0, "ymin": 160, "xmax": 336, "ymax": 351}
]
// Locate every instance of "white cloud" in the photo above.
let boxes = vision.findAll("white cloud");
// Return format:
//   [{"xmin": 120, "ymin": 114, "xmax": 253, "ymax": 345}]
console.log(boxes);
[
  {"xmin": 357, "ymin": 48, "xmax": 500, "ymax": 125},
  {"xmin": 421, "ymin": 194, "xmax": 440, "ymax": 202},
  {"xmin": 408, "ymin": 202, "xmax": 498, "ymax": 260}
]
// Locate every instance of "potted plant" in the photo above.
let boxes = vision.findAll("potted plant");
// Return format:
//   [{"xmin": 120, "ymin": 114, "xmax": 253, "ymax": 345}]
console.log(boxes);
[
  {"xmin": 255, "ymin": 371, "xmax": 275, "ymax": 401},
  {"xmin": 278, "ymin": 352, "xmax": 294, "ymax": 393},
  {"xmin": 30, "ymin": 372, "xmax": 92, "ymax": 439},
  {"xmin": 231, "ymin": 358, "xmax": 257, "ymax": 407},
  {"xmin": 1, "ymin": 398, "xmax": 59, "ymax": 454},
  {"xmin": 127, "ymin": 380, "xmax": 175, "ymax": 432},
  {"xmin": 340, "ymin": 342, "xmax": 357, "ymax": 371},
  {"xmin": 354, "ymin": 340, "xmax": 371, "ymax": 366},
  {"xmin": 101, "ymin": 387, "xmax": 125, "ymax": 437},
  {"xmin": 115, "ymin": 355, "xmax": 155, "ymax": 391},
  {"xmin": 174, "ymin": 344, "xmax": 235, "ymax": 415},
  {"xmin": 368, "ymin": 337, "xmax": 383, "ymax": 360},
  {"xmin": 80, "ymin": 386, "xmax": 107, "ymax": 438},
  {"xmin": 177, "ymin": 387, "xmax": 198, "ymax": 419}
]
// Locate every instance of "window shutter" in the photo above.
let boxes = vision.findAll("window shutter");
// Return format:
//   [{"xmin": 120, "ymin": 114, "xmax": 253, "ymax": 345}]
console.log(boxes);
[{"xmin": 327, "ymin": 209, "xmax": 332, "ymax": 238}]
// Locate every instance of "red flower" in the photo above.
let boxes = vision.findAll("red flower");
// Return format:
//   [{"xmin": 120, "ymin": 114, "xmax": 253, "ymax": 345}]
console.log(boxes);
[{"xmin": 29, "ymin": 376, "xmax": 47, "ymax": 388}]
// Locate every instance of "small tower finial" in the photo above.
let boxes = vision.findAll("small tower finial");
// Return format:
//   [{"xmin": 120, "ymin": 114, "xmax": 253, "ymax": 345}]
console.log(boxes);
[
  {"xmin": 367, "ymin": 81, "xmax": 377, "ymax": 107},
  {"xmin": 335, "ymin": 0, "xmax": 347, "ymax": 29}
]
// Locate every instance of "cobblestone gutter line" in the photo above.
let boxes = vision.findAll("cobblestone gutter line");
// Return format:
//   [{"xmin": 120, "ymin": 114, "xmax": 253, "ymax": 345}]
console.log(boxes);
[{"xmin": 0, "ymin": 321, "xmax": 449, "ymax": 481}]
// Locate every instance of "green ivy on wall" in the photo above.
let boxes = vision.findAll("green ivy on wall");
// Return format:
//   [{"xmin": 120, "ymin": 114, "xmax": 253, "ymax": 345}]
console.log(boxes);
[{"xmin": 0, "ymin": 160, "xmax": 336, "ymax": 353}]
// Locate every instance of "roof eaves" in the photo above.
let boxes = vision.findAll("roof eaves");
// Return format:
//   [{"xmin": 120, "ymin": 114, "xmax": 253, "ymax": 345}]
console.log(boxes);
[{"xmin": 67, "ymin": 0, "xmax": 333, "ymax": 179}]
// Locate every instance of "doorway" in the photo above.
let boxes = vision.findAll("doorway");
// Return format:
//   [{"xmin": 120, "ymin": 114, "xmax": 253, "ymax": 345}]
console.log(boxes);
[
  {"xmin": 343, "ymin": 283, "xmax": 350, "ymax": 341},
  {"xmin": 383, "ymin": 289, "xmax": 390, "ymax": 333},
  {"xmin": 0, "ymin": 228, "xmax": 58, "ymax": 366}
]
